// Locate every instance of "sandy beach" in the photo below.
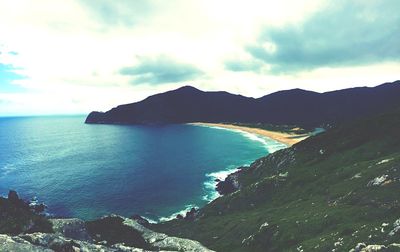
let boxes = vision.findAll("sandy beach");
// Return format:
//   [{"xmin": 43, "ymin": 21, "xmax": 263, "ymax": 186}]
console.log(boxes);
[{"xmin": 189, "ymin": 123, "xmax": 309, "ymax": 146}]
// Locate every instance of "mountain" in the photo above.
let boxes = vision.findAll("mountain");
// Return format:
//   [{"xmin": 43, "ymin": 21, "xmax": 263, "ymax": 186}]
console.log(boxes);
[
  {"xmin": 85, "ymin": 80, "xmax": 400, "ymax": 127},
  {"xmin": 152, "ymin": 108, "xmax": 400, "ymax": 251}
]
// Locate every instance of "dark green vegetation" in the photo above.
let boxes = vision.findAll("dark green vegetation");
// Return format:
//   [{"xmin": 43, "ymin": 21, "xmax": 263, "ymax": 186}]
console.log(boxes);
[
  {"xmin": 86, "ymin": 80, "xmax": 400, "ymax": 128},
  {"xmin": 0, "ymin": 191, "xmax": 52, "ymax": 235},
  {"xmin": 230, "ymin": 122, "xmax": 311, "ymax": 134},
  {"xmin": 86, "ymin": 216, "xmax": 151, "ymax": 249},
  {"xmin": 153, "ymin": 109, "xmax": 400, "ymax": 251}
]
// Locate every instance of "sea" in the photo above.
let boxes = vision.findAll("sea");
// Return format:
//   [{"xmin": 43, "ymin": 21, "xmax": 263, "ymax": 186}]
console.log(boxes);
[{"xmin": 0, "ymin": 115, "xmax": 287, "ymax": 222}]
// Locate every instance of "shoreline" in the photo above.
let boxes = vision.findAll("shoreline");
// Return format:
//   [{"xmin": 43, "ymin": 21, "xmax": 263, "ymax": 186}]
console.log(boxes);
[
  {"xmin": 4, "ymin": 123, "xmax": 309, "ymax": 224},
  {"xmin": 158, "ymin": 122, "xmax": 297, "ymax": 222},
  {"xmin": 188, "ymin": 122, "xmax": 309, "ymax": 146}
]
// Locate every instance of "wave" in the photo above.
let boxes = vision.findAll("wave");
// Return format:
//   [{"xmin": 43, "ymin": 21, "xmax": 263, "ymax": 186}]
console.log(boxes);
[
  {"xmin": 197, "ymin": 124, "xmax": 287, "ymax": 203},
  {"xmin": 0, "ymin": 163, "xmax": 16, "ymax": 177},
  {"xmin": 158, "ymin": 204, "xmax": 199, "ymax": 222},
  {"xmin": 202, "ymin": 165, "xmax": 242, "ymax": 202},
  {"xmin": 142, "ymin": 216, "xmax": 158, "ymax": 224},
  {"xmin": 197, "ymin": 125, "xmax": 287, "ymax": 153}
]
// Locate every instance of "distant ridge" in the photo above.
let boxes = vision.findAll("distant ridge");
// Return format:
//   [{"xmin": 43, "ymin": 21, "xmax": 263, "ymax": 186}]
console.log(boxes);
[{"xmin": 85, "ymin": 80, "xmax": 400, "ymax": 127}]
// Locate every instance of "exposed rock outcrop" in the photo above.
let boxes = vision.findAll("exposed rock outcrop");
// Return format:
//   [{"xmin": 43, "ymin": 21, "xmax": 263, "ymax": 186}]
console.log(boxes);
[
  {"xmin": 122, "ymin": 215, "xmax": 214, "ymax": 251},
  {"xmin": 216, "ymin": 169, "xmax": 242, "ymax": 195},
  {"xmin": 130, "ymin": 214, "xmax": 150, "ymax": 227},
  {"xmin": 350, "ymin": 242, "xmax": 400, "ymax": 251},
  {"xmin": 0, "ymin": 216, "xmax": 214, "ymax": 252},
  {"xmin": 0, "ymin": 234, "xmax": 52, "ymax": 252},
  {"xmin": 50, "ymin": 218, "xmax": 92, "ymax": 241}
]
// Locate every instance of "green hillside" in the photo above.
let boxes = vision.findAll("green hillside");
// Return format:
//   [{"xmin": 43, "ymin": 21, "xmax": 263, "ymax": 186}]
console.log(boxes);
[{"xmin": 153, "ymin": 109, "xmax": 400, "ymax": 251}]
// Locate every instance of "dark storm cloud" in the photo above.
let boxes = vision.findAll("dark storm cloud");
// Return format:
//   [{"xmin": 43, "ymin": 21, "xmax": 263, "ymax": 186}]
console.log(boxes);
[
  {"xmin": 242, "ymin": 0, "xmax": 400, "ymax": 73},
  {"xmin": 120, "ymin": 56, "xmax": 203, "ymax": 85}
]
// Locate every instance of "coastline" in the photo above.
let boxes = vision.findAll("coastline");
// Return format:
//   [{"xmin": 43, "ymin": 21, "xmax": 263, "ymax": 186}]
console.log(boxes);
[{"xmin": 188, "ymin": 122, "xmax": 309, "ymax": 146}]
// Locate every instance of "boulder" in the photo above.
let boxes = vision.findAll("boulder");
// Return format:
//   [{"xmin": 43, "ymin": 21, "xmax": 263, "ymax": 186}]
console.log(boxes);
[
  {"xmin": 19, "ymin": 233, "xmax": 116, "ymax": 252},
  {"xmin": 7, "ymin": 190, "xmax": 19, "ymax": 202},
  {"xmin": 50, "ymin": 218, "xmax": 92, "ymax": 241},
  {"xmin": 0, "ymin": 234, "xmax": 52, "ymax": 252},
  {"xmin": 216, "ymin": 170, "xmax": 242, "ymax": 195},
  {"xmin": 184, "ymin": 208, "xmax": 199, "ymax": 221},
  {"xmin": 121, "ymin": 215, "xmax": 215, "ymax": 251},
  {"xmin": 130, "ymin": 214, "xmax": 150, "ymax": 227}
]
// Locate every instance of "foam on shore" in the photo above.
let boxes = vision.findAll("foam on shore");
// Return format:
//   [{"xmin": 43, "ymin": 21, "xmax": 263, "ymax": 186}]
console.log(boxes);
[
  {"xmin": 158, "ymin": 204, "xmax": 199, "ymax": 222},
  {"xmin": 203, "ymin": 165, "xmax": 243, "ymax": 202},
  {"xmin": 196, "ymin": 124, "xmax": 287, "ymax": 153},
  {"xmin": 196, "ymin": 124, "xmax": 287, "ymax": 203}
]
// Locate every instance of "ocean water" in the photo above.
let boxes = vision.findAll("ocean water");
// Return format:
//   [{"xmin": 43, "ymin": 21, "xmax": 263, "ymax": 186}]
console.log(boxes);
[{"xmin": 0, "ymin": 116, "xmax": 286, "ymax": 221}]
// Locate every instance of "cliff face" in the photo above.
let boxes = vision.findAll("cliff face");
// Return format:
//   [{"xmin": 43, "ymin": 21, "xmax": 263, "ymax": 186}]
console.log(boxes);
[{"xmin": 85, "ymin": 80, "xmax": 400, "ymax": 127}]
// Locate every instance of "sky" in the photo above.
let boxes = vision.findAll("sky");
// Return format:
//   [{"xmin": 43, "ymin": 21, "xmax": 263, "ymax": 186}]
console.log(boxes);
[{"xmin": 0, "ymin": 0, "xmax": 399, "ymax": 116}]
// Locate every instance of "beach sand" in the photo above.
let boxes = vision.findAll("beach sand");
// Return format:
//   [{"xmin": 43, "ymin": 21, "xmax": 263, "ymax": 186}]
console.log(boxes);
[{"xmin": 189, "ymin": 123, "xmax": 309, "ymax": 146}]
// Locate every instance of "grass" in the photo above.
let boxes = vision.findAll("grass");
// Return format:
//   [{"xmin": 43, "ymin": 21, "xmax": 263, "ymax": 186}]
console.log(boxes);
[
  {"xmin": 153, "ymin": 109, "xmax": 400, "ymax": 251},
  {"xmin": 230, "ymin": 122, "xmax": 312, "ymax": 134}
]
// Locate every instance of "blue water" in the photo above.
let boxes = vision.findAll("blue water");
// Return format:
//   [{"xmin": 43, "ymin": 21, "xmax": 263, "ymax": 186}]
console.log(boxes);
[{"xmin": 0, "ymin": 116, "xmax": 286, "ymax": 221}]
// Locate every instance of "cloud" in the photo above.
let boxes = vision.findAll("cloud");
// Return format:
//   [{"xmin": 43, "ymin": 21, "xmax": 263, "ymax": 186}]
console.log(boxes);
[
  {"xmin": 0, "ymin": 0, "xmax": 399, "ymax": 115},
  {"xmin": 119, "ymin": 56, "xmax": 203, "ymax": 85},
  {"xmin": 0, "ymin": 63, "xmax": 26, "ymax": 93},
  {"xmin": 224, "ymin": 59, "xmax": 264, "ymax": 73},
  {"xmin": 80, "ymin": 0, "xmax": 155, "ymax": 27},
  {"xmin": 245, "ymin": 0, "xmax": 400, "ymax": 73}
]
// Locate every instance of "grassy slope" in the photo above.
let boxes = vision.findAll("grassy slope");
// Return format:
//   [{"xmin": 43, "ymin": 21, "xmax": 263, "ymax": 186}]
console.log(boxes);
[{"xmin": 153, "ymin": 110, "xmax": 400, "ymax": 251}]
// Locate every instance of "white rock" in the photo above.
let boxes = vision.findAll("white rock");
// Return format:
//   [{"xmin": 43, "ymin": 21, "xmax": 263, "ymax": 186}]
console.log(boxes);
[
  {"xmin": 367, "ymin": 175, "xmax": 388, "ymax": 186},
  {"xmin": 389, "ymin": 218, "xmax": 400, "ymax": 236},
  {"xmin": 376, "ymin": 159, "xmax": 393, "ymax": 165},
  {"xmin": 361, "ymin": 244, "xmax": 386, "ymax": 251}
]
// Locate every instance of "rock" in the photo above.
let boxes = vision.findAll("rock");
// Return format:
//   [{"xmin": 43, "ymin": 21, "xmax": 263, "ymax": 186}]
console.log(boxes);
[
  {"xmin": 19, "ymin": 232, "xmax": 115, "ymax": 252},
  {"xmin": 152, "ymin": 236, "xmax": 210, "ymax": 252},
  {"xmin": 30, "ymin": 203, "xmax": 46, "ymax": 214},
  {"xmin": 388, "ymin": 243, "xmax": 400, "ymax": 249},
  {"xmin": 130, "ymin": 214, "xmax": 150, "ymax": 227},
  {"xmin": 354, "ymin": 242, "xmax": 366, "ymax": 251},
  {"xmin": 50, "ymin": 218, "xmax": 92, "ymax": 241},
  {"xmin": 121, "ymin": 216, "xmax": 215, "ymax": 251},
  {"xmin": 184, "ymin": 208, "xmax": 199, "ymax": 221},
  {"xmin": 111, "ymin": 243, "xmax": 148, "ymax": 251},
  {"xmin": 8, "ymin": 190, "xmax": 20, "ymax": 202},
  {"xmin": 367, "ymin": 175, "xmax": 389, "ymax": 186},
  {"xmin": 360, "ymin": 244, "xmax": 386, "ymax": 251},
  {"xmin": 389, "ymin": 218, "xmax": 400, "ymax": 236},
  {"xmin": 86, "ymin": 216, "xmax": 150, "ymax": 249},
  {"xmin": 350, "ymin": 243, "xmax": 400, "ymax": 252},
  {"xmin": 176, "ymin": 214, "xmax": 184, "ymax": 220},
  {"xmin": 0, "ymin": 234, "xmax": 53, "ymax": 252},
  {"xmin": 216, "ymin": 170, "xmax": 242, "ymax": 195}
]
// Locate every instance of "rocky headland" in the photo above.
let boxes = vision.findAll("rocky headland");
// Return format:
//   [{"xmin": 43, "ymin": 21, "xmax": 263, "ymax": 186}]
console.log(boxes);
[{"xmin": 0, "ymin": 191, "xmax": 213, "ymax": 252}]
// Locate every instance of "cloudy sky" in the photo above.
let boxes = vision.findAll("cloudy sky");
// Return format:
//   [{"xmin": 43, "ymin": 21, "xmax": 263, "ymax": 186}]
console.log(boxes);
[{"xmin": 0, "ymin": 0, "xmax": 399, "ymax": 116}]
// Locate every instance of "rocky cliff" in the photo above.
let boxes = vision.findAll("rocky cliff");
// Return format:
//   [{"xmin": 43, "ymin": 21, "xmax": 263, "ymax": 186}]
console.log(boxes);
[{"xmin": 0, "ymin": 192, "xmax": 213, "ymax": 252}]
